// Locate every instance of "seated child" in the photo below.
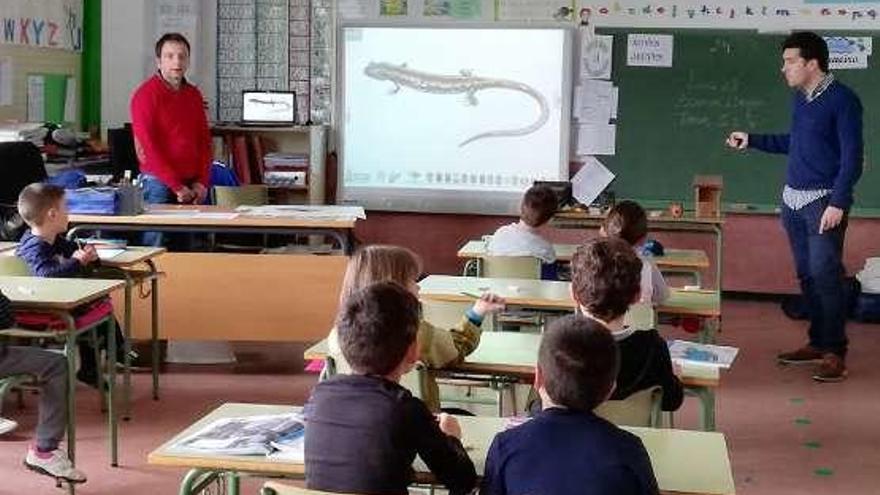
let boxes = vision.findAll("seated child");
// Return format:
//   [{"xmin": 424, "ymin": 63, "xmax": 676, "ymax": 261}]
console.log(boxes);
[
  {"xmin": 0, "ymin": 289, "xmax": 86, "ymax": 484},
  {"xmin": 487, "ymin": 184, "xmax": 558, "ymax": 279},
  {"xmin": 571, "ymin": 237, "xmax": 683, "ymax": 411},
  {"xmin": 305, "ymin": 282, "xmax": 477, "ymax": 495},
  {"xmin": 482, "ymin": 315, "xmax": 659, "ymax": 495},
  {"xmin": 15, "ymin": 183, "xmax": 127, "ymax": 387},
  {"xmin": 327, "ymin": 244, "xmax": 504, "ymax": 412},
  {"xmin": 602, "ymin": 200, "xmax": 670, "ymax": 307}
]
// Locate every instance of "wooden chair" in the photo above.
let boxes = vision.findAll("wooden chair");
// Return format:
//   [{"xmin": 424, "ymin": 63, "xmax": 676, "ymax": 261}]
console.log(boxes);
[
  {"xmin": 481, "ymin": 255, "xmax": 541, "ymax": 279},
  {"xmin": 211, "ymin": 185, "xmax": 270, "ymax": 251},
  {"xmin": 261, "ymin": 481, "xmax": 362, "ymax": 495},
  {"xmin": 0, "ymin": 253, "xmax": 30, "ymax": 276},
  {"xmin": 595, "ymin": 385, "xmax": 663, "ymax": 427},
  {"xmin": 623, "ymin": 302, "xmax": 657, "ymax": 331},
  {"xmin": 480, "ymin": 255, "xmax": 544, "ymax": 332}
]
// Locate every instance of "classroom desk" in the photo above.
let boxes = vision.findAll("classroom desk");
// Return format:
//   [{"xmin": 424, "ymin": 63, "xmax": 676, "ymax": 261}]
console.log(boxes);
[
  {"xmin": 66, "ymin": 207, "xmax": 352, "ymax": 342},
  {"xmin": 550, "ymin": 210, "xmax": 724, "ymax": 291},
  {"xmin": 68, "ymin": 205, "xmax": 358, "ymax": 254},
  {"xmin": 148, "ymin": 403, "xmax": 735, "ymax": 495},
  {"xmin": 419, "ymin": 275, "xmax": 721, "ymax": 344},
  {"xmin": 98, "ymin": 247, "xmax": 166, "ymax": 420},
  {"xmin": 457, "ymin": 239, "xmax": 710, "ymax": 283},
  {"xmin": 0, "ymin": 276, "xmax": 125, "ymax": 466},
  {"xmin": 304, "ymin": 332, "xmax": 721, "ymax": 430}
]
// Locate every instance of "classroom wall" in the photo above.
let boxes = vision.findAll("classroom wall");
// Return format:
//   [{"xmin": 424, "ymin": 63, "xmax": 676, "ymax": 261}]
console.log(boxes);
[
  {"xmin": 101, "ymin": 0, "xmax": 216, "ymax": 131},
  {"xmin": 354, "ymin": 212, "xmax": 880, "ymax": 294},
  {"xmin": 0, "ymin": 44, "xmax": 80, "ymax": 123}
]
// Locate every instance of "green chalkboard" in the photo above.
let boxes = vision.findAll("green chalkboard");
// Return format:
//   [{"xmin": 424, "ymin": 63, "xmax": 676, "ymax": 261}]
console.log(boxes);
[{"xmin": 598, "ymin": 29, "xmax": 878, "ymax": 210}]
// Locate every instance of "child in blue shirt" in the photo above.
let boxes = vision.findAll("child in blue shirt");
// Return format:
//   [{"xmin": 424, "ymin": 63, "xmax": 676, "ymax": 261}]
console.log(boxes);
[
  {"xmin": 15, "ymin": 183, "xmax": 127, "ymax": 388},
  {"xmin": 482, "ymin": 314, "xmax": 659, "ymax": 495}
]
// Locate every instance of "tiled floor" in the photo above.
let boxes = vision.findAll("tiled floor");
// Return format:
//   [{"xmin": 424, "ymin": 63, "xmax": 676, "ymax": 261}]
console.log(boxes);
[{"xmin": 1, "ymin": 300, "xmax": 879, "ymax": 494}]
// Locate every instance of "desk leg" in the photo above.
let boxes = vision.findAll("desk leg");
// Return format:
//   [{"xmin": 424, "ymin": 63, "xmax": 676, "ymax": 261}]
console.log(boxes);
[
  {"xmin": 122, "ymin": 271, "xmax": 134, "ymax": 421},
  {"xmin": 684, "ymin": 386, "xmax": 716, "ymax": 431},
  {"xmin": 226, "ymin": 471, "xmax": 241, "ymax": 495},
  {"xmin": 179, "ymin": 469, "xmax": 223, "ymax": 495},
  {"xmin": 699, "ymin": 317, "xmax": 719, "ymax": 345},
  {"xmin": 147, "ymin": 259, "xmax": 160, "ymax": 401},
  {"xmin": 714, "ymin": 225, "xmax": 723, "ymax": 293},
  {"xmin": 61, "ymin": 313, "xmax": 77, "ymax": 465},
  {"xmin": 107, "ymin": 317, "xmax": 118, "ymax": 467}
]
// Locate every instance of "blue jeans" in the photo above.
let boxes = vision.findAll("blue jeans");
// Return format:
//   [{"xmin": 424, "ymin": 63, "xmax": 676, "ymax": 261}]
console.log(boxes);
[
  {"xmin": 139, "ymin": 174, "xmax": 176, "ymax": 247},
  {"xmin": 781, "ymin": 197, "xmax": 849, "ymax": 357}
]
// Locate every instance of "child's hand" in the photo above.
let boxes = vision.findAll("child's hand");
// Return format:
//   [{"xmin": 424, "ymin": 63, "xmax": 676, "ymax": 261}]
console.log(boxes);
[
  {"xmin": 472, "ymin": 292, "xmax": 505, "ymax": 317},
  {"xmin": 437, "ymin": 413, "xmax": 462, "ymax": 439},
  {"xmin": 72, "ymin": 249, "xmax": 96, "ymax": 265}
]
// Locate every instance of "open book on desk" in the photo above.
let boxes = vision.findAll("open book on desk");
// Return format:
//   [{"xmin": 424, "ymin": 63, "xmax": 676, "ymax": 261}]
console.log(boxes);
[
  {"xmin": 172, "ymin": 412, "xmax": 305, "ymax": 458},
  {"xmin": 668, "ymin": 340, "xmax": 739, "ymax": 370}
]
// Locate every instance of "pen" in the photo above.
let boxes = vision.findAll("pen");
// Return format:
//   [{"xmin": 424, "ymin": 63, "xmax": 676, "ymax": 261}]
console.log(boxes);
[{"xmin": 459, "ymin": 291, "xmax": 483, "ymax": 299}]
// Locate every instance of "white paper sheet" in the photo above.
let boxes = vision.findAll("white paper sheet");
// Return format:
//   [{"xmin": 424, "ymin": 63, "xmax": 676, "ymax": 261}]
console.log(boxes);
[
  {"xmin": 580, "ymin": 34, "xmax": 613, "ymax": 80},
  {"xmin": 573, "ymin": 80, "xmax": 614, "ymax": 124},
  {"xmin": 96, "ymin": 248, "xmax": 126, "ymax": 260},
  {"xmin": 0, "ymin": 57, "xmax": 13, "ymax": 106},
  {"xmin": 571, "ymin": 156, "xmax": 615, "ymax": 206},
  {"xmin": 574, "ymin": 123, "xmax": 616, "ymax": 156},
  {"xmin": 27, "ymin": 75, "xmax": 45, "ymax": 122},
  {"xmin": 627, "ymin": 34, "xmax": 674, "ymax": 68},
  {"xmin": 64, "ymin": 77, "xmax": 76, "ymax": 123}
]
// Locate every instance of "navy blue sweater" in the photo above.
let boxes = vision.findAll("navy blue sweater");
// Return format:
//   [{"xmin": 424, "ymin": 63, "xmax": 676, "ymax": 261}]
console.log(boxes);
[
  {"xmin": 16, "ymin": 230, "xmax": 85, "ymax": 278},
  {"xmin": 481, "ymin": 408, "xmax": 659, "ymax": 495},
  {"xmin": 749, "ymin": 80, "xmax": 863, "ymax": 209}
]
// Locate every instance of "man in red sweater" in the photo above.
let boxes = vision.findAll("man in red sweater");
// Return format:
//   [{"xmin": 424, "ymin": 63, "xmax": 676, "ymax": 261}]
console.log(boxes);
[{"xmin": 131, "ymin": 32, "xmax": 212, "ymax": 245}]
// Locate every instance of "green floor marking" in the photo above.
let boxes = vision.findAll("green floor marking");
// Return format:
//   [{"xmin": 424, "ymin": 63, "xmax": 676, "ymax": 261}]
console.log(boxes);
[
  {"xmin": 814, "ymin": 468, "xmax": 834, "ymax": 477},
  {"xmin": 794, "ymin": 417, "xmax": 812, "ymax": 426}
]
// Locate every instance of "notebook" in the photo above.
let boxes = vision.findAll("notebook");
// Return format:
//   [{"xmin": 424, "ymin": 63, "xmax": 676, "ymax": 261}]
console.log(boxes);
[{"xmin": 240, "ymin": 91, "xmax": 296, "ymax": 127}]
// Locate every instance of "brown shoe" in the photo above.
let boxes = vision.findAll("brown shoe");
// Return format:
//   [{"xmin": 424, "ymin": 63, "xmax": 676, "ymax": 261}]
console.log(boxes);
[
  {"xmin": 777, "ymin": 346, "xmax": 824, "ymax": 365},
  {"xmin": 813, "ymin": 354, "xmax": 847, "ymax": 382}
]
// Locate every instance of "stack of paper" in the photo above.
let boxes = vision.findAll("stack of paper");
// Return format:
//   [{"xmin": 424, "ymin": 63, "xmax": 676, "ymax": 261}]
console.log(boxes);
[{"xmin": 0, "ymin": 123, "xmax": 47, "ymax": 146}]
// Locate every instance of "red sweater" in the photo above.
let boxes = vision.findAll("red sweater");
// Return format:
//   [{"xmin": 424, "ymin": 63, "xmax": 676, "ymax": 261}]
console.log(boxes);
[{"xmin": 130, "ymin": 74, "xmax": 212, "ymax": 192}]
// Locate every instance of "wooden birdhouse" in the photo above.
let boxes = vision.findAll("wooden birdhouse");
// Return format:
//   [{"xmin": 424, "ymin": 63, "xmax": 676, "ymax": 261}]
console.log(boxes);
[{"xmin": 693, "ymin": 175, "xmax": 723, "ymax": 218}]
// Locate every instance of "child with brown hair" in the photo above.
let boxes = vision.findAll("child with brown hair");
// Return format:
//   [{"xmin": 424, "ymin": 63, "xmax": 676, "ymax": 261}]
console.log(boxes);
[
  {"xmin": 327, "ymin": 244, "xmax": 504, "ymax": 411},
  {"xmin": 306, "ymin": 282, "xmax": 477, "ymax": 495},
  {"xmin": 571, "ymin": 237, "xmax": 683, "ymax": 411}
]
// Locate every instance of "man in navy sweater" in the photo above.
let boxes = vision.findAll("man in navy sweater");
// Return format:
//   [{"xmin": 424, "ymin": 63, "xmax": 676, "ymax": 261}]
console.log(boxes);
[{"xmin": 727, "ymin": 32, "xmax": 863, "ymax": 382}]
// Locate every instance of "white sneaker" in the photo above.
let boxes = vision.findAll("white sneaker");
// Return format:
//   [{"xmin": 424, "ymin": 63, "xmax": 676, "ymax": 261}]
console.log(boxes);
[
  {"xmin": 24, "ymin": 447, "xmax": 87, "ymax": 484},
  {"xmin": 0, "ymin": 417, "xmax": 17, "ymax": 435}
]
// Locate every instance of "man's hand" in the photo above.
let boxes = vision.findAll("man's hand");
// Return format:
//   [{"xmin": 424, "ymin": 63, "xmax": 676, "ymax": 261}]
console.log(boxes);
[
  {"xmin": 175, "ymin": 186, "xmax": 195, "ymax": 204},
  {"xmin": 819, "ymin": 206, "xmax": 844, "ymax": 234},
  {"xmin": 725, "ymin": 131, "xmax": 749, "ymax": 150},
  {"xmin": 192, "ymin": 182, "xmax": 208, "ymax": 204}
]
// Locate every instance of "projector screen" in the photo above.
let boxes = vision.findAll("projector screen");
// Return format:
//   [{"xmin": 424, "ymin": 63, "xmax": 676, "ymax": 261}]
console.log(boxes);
[{"xmin": 338, "ymin": 24, "xmax": 572, "ymax": 215}]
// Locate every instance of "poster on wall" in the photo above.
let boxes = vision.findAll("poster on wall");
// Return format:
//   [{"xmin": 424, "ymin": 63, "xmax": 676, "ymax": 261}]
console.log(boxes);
[
  {"xmin": 0, "ymin": 0, "xmax": 83, "ymax": 52},
  {"xmin": 577, "ymin": 0, "xmax": 880, "ymax": 29},
  {"xmin": 155, "ymin": 0, "xmax": 200, "ymax": 83}
]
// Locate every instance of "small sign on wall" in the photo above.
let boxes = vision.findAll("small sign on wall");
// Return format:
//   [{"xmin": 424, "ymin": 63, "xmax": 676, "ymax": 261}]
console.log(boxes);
[{"xmin": 626, "ymin": 34, "xmax": 674, "ymax": 68}]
